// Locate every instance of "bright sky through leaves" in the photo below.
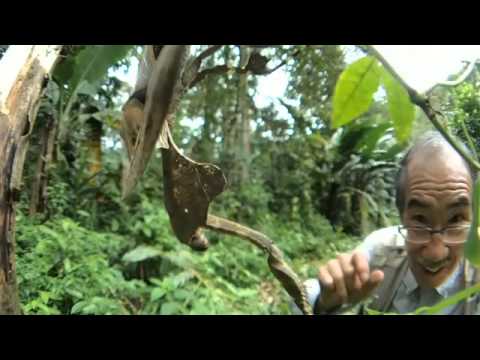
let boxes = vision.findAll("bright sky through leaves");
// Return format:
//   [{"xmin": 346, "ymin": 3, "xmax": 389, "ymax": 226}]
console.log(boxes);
[
  {"xmin": 113, "ymin": 45, "xmax": 480, "ymax": 111},
  {"xmin": 107, "ymin": 45, "xmax": 480, "ymax": 127}
]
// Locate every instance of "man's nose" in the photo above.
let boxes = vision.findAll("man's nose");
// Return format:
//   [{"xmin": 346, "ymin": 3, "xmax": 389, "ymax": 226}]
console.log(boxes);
[{"xmin": 423, "ymin": 234, "xmax": 449, "ymax": 261}]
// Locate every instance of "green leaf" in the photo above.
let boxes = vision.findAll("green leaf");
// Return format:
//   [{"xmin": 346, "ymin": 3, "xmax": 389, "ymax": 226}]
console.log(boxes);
[
  {"xmin": 190, "ymin": 302, "xmax": 210, "ymax": 314},
  {"xmin": 380, "ymin": 67, "xmax": 415, "ymax": 143},
  {"xmin": 40, "ymin": 291, "xmax": 51, "ymax": 304},
  {"xmin": 66, "ymin": 289, "xmax": 84, "ymax": 299},
  {"xmin": 71, "ymin": 301, "xmax": 87, "ymax": 314},
  {"xmin": 173, "ymin": 289, "xmax": 190, "ymax": 301},
  {"xmin": 76, "ymin": 80, "xmax": 99, "ymax": 97},
  {"xmin": 53, "ymin": 57, "xmax": 76, "ymax": 87},
  {"xmin": 111, "ymin": 220, "xmax": 119, "ymax": 232},
  {"xmin": 151, "ymin": 288, "xmax": 166, "ymax": 302},
  {"xmin": 77, "ymin": 210, "xmax": 90, "ymax": 217},
  {"xmin": 414, "ymin": 283, "xmax": 480, "ymax": 315},
  {"xmin": 122, "ymin": 245, "xmax": 162, "ymax": 263},
  {"xmin": 143, "ymin": 227, "xmax": 152, "ymax": 238},
  {"xmin": 354, "ymin": 123, "xmax": 392, "ymax": 156},
  {"xmin": 332, "ymin": 56, "xmax": 381, "ymax": 128},
  {"xmin": 54, "ymin": 45, "xmax": 133, "ymax": 108},
  {"xmin": 39, "ymin": 226, "xmax": 61, "ymax": 239},
  {"xmin": 160, "ymin": 302, "xmax": 180, "ymax": 315},
  {"xmin": 64, "ymin": 258, "xmax": 72, "ymax": 273},
  {"xmin": 378, "ymin": 143, "xmax": 405, "ymax": 161}
]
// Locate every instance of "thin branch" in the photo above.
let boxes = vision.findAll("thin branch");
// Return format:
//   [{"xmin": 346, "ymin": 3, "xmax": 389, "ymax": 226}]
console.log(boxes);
[
  {"xmin": 459, "ymin": 115, "xmax": 479, "ymax": 162},
  {"xmin": 205, "ymin": 214, "xmax": 313, "ymax": 315},
  {"xmin": 425, "ymin": 60, "xmax": 479, "ymax": 95},
  {"xmin": 189, "ymin": 47, "xmax": 302, "ymax": 88},
  {"xmin": 189, "ymin": 65, "xmax": 246, "ymax": 88},
  {"xmin": 253, "ymin": 48, "xmax": 301, "ymax": 76},
  {"xmin": 361, "ymin": 45, "xmax": 480, "ymax": 172},
  {"xmin": 197, "ymin": 45, "xmax": 223, "ymax": 62},
  {"xmin": 182, "ymin": 46, "xmax": 224, "ymax": 88}
]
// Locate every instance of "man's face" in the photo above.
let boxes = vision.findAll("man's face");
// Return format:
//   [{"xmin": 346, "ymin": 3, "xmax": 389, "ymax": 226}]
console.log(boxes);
[{"xmin": 402, "ymin": 145, "xmax": 472, "ymax": 288}]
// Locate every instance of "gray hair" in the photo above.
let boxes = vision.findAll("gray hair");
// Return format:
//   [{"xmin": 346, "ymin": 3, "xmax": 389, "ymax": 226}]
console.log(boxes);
[{"xmin": 395, "ymin": 131, "xmax": 476, "ymax": 215}]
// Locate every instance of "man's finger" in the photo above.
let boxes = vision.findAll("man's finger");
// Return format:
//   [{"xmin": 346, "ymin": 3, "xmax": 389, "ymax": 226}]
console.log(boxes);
[
  {"xmin": 351, "ymin": 252, "xmax": 370, "ymax": 284},
  {"xmin": 327, "ymin": 260, "xmax": 348, "ymax": 304},
  {"xmin": 338, "ymin": 254, "xmax": 355, "ymax": 291},
  {"xmin": 370, "ymin": 270, "xmax": 384, "ymax": 284},
  {"xmin": 318, "ymin": 266, "xmax": 335, "ymax": 292},
  {"xmin": 362, "ymin": 269, "xmax": 385, "ymax": 295},
  {"xmin": 352, "ymin": 273, "xmax": 363, "ymax": 291}
]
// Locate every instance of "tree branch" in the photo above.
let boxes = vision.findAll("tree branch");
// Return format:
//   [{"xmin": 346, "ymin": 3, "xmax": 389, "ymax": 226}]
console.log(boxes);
[
  {"xmin": 360, "ymin": 45, "xmax": 480, "ymax": 171},
  {"xmin": 189, "ymin": 47, "xmax": 302, "ymax": 88},
  {"xmin": 252, "ymin": 48, "xmax": 301, "ymax": 76},
  {"xmin": 425, "ymin": 60, "xmax": 480, "ymax": 95},
  {"xmin": 196, "ymin": 45, "xmax": 223, "ymax": 63},
  {"xmin": 189, "ymin": 64, "xmax": 246, "ymax": 88}
]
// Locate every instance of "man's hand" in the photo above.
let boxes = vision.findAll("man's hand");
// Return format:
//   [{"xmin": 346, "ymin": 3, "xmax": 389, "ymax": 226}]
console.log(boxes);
[{"xmin": 315, "ymin": 251, "xmax": 384, "ymax": 313}]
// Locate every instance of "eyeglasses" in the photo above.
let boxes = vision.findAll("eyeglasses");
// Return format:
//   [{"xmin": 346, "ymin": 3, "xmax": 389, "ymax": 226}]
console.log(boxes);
[{"xmin": 398, "ymin": 224, "xmax": 471, "ymax": 245}]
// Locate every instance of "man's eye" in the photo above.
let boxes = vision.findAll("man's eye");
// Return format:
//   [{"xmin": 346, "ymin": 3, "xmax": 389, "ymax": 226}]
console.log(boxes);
[
  {"xmin": 449, "ymin": 214, "xmax": 464, "ymax": 224},
  {"xmin": 412, "ymin": 215, "xmax": 427, "ymax": 224}
]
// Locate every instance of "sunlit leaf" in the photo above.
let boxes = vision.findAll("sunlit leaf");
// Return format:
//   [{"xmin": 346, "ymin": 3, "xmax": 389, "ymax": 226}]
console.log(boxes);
[
  {"xmin": 380, "ymin": 67, "xmax": 415, "ymax": 143},
  {"xmin": 332, "ymin": 56, "xmax": 381, "ymax": 128}
]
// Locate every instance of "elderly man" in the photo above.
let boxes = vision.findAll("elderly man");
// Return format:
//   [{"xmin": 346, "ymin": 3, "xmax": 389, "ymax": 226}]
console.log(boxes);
[{"xmin": 298, "ymin": 131, "xmax": 480, "ymax": 315}]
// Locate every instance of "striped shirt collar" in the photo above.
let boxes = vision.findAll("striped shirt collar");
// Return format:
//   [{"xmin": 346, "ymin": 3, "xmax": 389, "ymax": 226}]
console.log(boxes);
[{"xmin": 402, "ymin": 261, "xmax": 464, "ymax": 298}]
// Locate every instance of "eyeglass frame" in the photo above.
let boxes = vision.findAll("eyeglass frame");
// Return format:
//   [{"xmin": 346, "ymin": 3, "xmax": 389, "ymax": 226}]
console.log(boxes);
[{"xmin": 397, "ymin": 224, "xmax": 472, "ymax": 245}]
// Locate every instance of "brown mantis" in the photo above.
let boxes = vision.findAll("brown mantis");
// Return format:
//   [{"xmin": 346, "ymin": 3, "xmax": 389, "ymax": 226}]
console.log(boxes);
[{"xmin": 120, "ymin": 45, "xmax": 312, "ymax": 315}]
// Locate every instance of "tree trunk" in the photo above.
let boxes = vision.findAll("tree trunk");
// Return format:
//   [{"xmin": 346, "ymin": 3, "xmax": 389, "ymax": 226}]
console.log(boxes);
[
  {"xmin": 232, "ymin": 47, "xmax": 251, "ymax": 186},
  {"xmin": 192, "ymin": 57, "xmax": 215, "ymax": 162},
  {"xmin": 29, "ymin": 114, "xmax": 57, "ymax": 216},
  {"xmin": 239, "ymin": 74, "xmax": 251, "ymax": 184},
  {"xmin": 0, "ymin": 45, "xmax": 62, "ymax": 314},
  {"xmin": 85, "ymin": 116, "xmax": 103, "ymax": 187}
]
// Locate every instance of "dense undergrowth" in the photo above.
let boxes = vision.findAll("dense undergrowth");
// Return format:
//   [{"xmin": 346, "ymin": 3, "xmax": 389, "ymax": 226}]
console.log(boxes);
[{"xmin": 15, "ymin": 190, "xmax": 359, "ymax": 315}]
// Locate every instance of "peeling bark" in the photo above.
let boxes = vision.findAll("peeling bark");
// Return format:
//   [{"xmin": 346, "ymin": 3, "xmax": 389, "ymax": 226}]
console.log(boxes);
[
  {"xmin": 0, "ymin": 45, "xmax": 62, "ymax": 314},
  {"xmin": 29, "ymin": 114, "xmax": 57, "ymax": 216}
]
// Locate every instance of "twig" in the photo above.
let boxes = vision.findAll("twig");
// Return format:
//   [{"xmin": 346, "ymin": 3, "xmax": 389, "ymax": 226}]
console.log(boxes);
[
  {"xmin": 425, "ymin": 59, "xmax": 480, "ymax": 95},
  {"xmin": 205, "ymin": 214, "xmax": 313, "ymax": 315},
  {"xmin": 361, "ymin": 45, "xmax": 480, "ymax": 172},
  {"xmin": 189, "ymin": 47, "xmax": 302, "ymax": 88},
  {"xmin": 190, "ymin": 65, "xmax": 245, "ymax": 88},
  {"xmin": 458, "ymin": 115, "xmax": 479, "ymax": 162},
  {"xmin": 197, "ymin": 45, "xmax": 223, "ymax": 62},
  {"xmin": 256, "ymin": 48, "xmax": 301, "ymax": 76}
]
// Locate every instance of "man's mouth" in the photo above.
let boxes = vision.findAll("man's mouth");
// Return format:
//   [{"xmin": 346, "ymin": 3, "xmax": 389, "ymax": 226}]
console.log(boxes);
[{"xmin": 420, "ymin": 260, "xmax": 449, "ymax": 274}]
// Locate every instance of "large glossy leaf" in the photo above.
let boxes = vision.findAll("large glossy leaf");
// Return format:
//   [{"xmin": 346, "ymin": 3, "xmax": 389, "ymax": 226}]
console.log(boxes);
[
  {"xmin": 73, "ymin": 45, "xmax": 133, "ymax": 87},
  {"xmin": 53, "ymin": 56, "xmax": 76, "ymax": 87},
  {"xmin": 380, "ymin": 67, "xmax": 415, "ymax": 143},
  {"xmin": 54, "ymin": 45, "xmax": 133, "ymax": 107},
  {"xmin": 332, "ymin": 56, "xmax": 381, "ymax": 128}
]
